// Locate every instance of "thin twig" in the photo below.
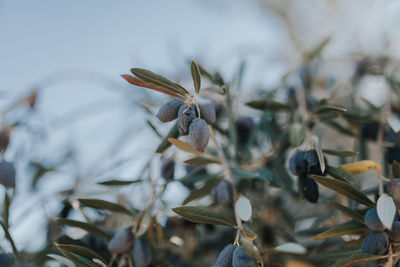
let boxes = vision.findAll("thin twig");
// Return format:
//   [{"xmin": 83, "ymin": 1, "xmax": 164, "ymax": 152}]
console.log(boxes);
[{"xmin": 209, "ymin": 125, "xmax": 242, "ymax": 229}]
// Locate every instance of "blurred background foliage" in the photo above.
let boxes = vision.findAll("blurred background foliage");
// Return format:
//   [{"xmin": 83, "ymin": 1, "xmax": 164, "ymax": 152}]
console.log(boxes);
[{"xmin": 1, "ymin": 0, "xmax": 400, "ymax": 266}]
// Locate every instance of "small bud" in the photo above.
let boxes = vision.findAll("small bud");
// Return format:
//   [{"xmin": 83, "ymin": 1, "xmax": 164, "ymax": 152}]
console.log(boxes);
[
  {"xmin": 198, "ymin": 103, "xmax": 216, "ymax": 125},
  {"xmin": 156, "ymin": 99, "xmax": 185, "ymax": 122},
  {"xmin": 216, "ymin": 244, "xmax": 235, "ymax": 267},
  {"xmin": 132, "ymin": 237, "xmax": 152, "ymax": 267},
  {"xmin": 301, "ymin": 177, "xmax": 319, "ymax": 203},
  {"xmin": 364, "ymin": 208, "xmax": 385, "ymax": 232},
  {"xmin": 178, "ymin": 104, "xmax": 196, "ymax": 135},
  {"xmin": 189, "ymin": 118, "xmax": 210, "ymax": 152},
  {"xmin": 215, "ymin": 179, "xmax": 234, "ymax": 204},
  {"xmin": 0, "ymin": 160, "xmax": 16, "ymax": 188},
  {"xmin": 108, "ymin": 228, "xmax": 135, "ymax": 254},
  {"xmin": 289, "ymin": 150, "xmax": 307, "ymax": 176},
  {"xmin": 361, "ymin": 232, "xmax": 389, "ymax": 255},
  {"xmin": 389, "ymin": 221, "xmax": 400, "ymax": 241},
  {"xmin": 161, "ymin": 157, "xmax": 175, "ymax": 181},
  {"xmin": 232, "ymin": 246, "xmax": 256, "ymax": 267},
  {"xmin": 388, "ymin": 178, "xmax": 400, "ymax": 209},
  {"xmin": 236, "ymin": 117, "xmax": 254, "ymax": 146}
]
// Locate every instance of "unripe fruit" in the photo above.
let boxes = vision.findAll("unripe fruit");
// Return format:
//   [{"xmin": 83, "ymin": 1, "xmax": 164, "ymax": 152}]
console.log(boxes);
[
  {"xmin": 0, "ymin": 160, "xmax": 16, "ymax": 188},
  {"xmin": 198, "ymin": 103, "xmax": 216, "ymax": 125},
  {"xmin": 0, "ymin": 253, "xmax": 14, "ymax": 267},
  {"xmin": 301, "ymin": 177, "xmax": 319, "ymax": 203},
  {"xmin": 232, "ymin": 246, "xmax": 256, "ymax": 267},
  {"xmin": 215, "ymin": 179, "xmax": 234, "ymax": 204},
  {"xmin": 189, "ymin": 118, "xmax": 210, "ymax": 152},
  {"xmin": 364, "ymin": 208, "xmax": 385, "ymax": 232},
  {"xmin": 289, "ymin": 150, "xmax": 306, "ymax": 176},
  {"xmin": 178, "ymin": 104, "xmax": 196, "ymax": 135},
  {"xmin": 215, "ymin": 244, "xmax": 235, "ymax": 267},
  {"xmin": 236, "ymin": 117, "xmax": 254, "ymax": 145},
  {"xmin": 361, "ymin": 232, "xmax": 389, "ymax": 255},
  {"xmin": 304, "ymin": 149, "xmax": 324, "ymax": 175},
  {"xmin": 156, "ymin": 99, "xmax": 184, "ymax": 122},
  {"xmin": 132, "ymin": 237, "xmax": 152, "ymax": 267},
  {"xmin": 388, "ymin": 178, "xmax": 400, "ymax": 209},
  {"xmin": 108, "ymin": 228, "xmax": 135, "ymax": 254},
  {"xmin": 389, "ymin": 221, "xmax": 400, "ymax": 241},
  {"xmin": 161, "ymin": 157, "xmax": 174, "ymax": 181}
]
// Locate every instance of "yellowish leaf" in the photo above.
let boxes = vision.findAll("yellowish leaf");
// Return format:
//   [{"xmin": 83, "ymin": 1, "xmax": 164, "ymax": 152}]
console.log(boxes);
[{"xmin": 339, "ymin": 160, "xmax": 381, "ymax": 174}]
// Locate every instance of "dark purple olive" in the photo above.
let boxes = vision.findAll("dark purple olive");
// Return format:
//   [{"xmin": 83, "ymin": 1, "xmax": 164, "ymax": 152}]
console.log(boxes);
[
  {"xmin": 132, "ymin": 237, "xmax": 152, "ymax": 267},
  {"xmin": 215, "ymin": 179, "xmax": 234, "ymax": 204},
  {"xmin": 156, "ymin": 99, "xmax": 185, "ymax": 122},
  {"xmin": 301, "ymin": 177, "xmax": 319, "ymax": 203},
  {"xmin": 304, "ymin": 149, "xmax": 324, "ymax": 175},
  {"xmin": 198, "ymin": 103, "xmax": 216, "ymax": 125},
  {"xmin": 108, "ymin": 228, "xmax": 135, "ymax": 254},
  {"xmin": 178, "ymin": 104, "xmax": 196, "ymax": 135},
  {"xmin": 161, "ymin": 157, "xmax": 175, "ymax": 181},
  {"xmin": 289, "ymin": 150, "xmax": 306, "ymax": 176},
  {"xmin": 189, "ymin": 118, "xmax": 210, "ymax": 152},
  {"xmin": 364, "ymin": 208, "xmax": 385, "ymax": 232},
  {"xmin": 0, "ymin": 160, "xmax": 16, "ymax": 188},
  {"xmin": 236, "ymin": 117, "xmax": 254, "ymax": 146},
  {"xmin": 216, "ymin": 244, "xmax": 235, "ymax": 267},
  {"xmin": 232, "ymin": 246, "xmax": 256, "ymax": 267},
  {"xmin": 361, "ymin": 232, "xmax": 389, "ymax": 255}
]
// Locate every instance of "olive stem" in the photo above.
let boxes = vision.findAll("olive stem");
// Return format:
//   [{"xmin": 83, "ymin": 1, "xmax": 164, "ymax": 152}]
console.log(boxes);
[{"xmin": 209, "ymin": 125, "xmax": 242, "ymax": 229}]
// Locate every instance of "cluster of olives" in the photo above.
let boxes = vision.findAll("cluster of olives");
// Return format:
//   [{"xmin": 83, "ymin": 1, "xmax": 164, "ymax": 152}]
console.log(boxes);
[
  {"xmin": 361, "ymin": 207, "xmax": 400, "ymax": 264},
  {"xmin": 215, "ymin": 244, "xmax": 256, "ymax": 267},
  {"xmin": 289, "ymin": 149, "xmax": 326, "ymax": 203},
  {"xmin": 156, "ymin": 98, "xmax": 216, "ymax": 152},
  {"xmin": 108, "ymin": 228, "xmax": 152, "ymax": 267}
]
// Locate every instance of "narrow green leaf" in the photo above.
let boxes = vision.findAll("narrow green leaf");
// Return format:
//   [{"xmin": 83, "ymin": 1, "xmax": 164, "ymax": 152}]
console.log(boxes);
[
  {"xmin": 183, "ymin": 156, "xmax": 220, "ymax": 165},
  {"xmin": 47, "ymin": 254, "xmax": 77, "ymax": 267},
  {"xmin": 393, "ymin": 161, "xmax": 400, "ymax": 178},
  {"xmin": 78, "ymin": 198, "xmax": 132, "ymax": 215},
  {"xmin": 172, "ymin": 206, "xmax": 236, "ymax": 227},
  {"xmin": 311, "ymin": 175, "xmax": 375, "ymax": 207},
  {"xmin": 168, "ymin": 138, "xmax": 205, "ymax": 155},
  {"xmin": 313, "ymin": 221, "xmax": 367, "ymax": 240},
  {"xmin": 329, "ymin": 202, "xmax": 364, "ymax": 223},
  {"xmin": 246, "ymin": 99, "xmax": 291, "ymax": 111},
  {"xmin": 155, "ymin": 122, "xmax": 179, "ymax": 153},
  {"xmin": 97, "ymin": 179, "xmax": 141, "ymax": 186},
  {"xmin": 191, "ymin": 60, "xmax": 201, "ymax": 94},
  {"xmin": 147, "ymin": 120, "xmax": 162, "ymax": 138},
  {"xmin": 56, "ymin": 218, "xmax": 111, "ymax": 241},
  {"xmin": 322, "ymin": 247, "xmax": 361, "ymax": 260},
  {"xmin": 55, "ymin": 243, "xmax": 105, "ymax": 265},
  {"xmin": 323, "ymin": 149, "xmax": 359, "ymax": 157},
  {"xmin": 326, "ymin": 165, "xmax": 356, "ymax": 184},
  {"xmin": 313, "ymin": 105, "xmax": 347, "ymax": 120},
  {"xmin": 0, "ymin": 221, "xmax": 19, "ymax": 262},
  {"xmin": 305, "ymin": 36, "xmax": 331, "ymax": 60},
  {"xmin": 333, "ymin": 253, "xmax": 389, "ymax": 267},
  {"xmin": 182, "ymin": 176, "xmax": 223, "ymax": 205},
  {"xmin": 130, "ymin": 68, "xmax": 190, "ymax": 97}
]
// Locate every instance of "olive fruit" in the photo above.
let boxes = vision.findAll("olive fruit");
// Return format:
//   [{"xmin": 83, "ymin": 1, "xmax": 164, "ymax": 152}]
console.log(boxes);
[
  {"xmin": 361, "ymin": 232, "xmax": 389, "ymax": 255},
  {"xmin": 0, "ymin": 160, "xmax": 16, "ymax": 188},
  {"xmin": 289, "ymin": 150, "xmax": 307, "ymax": 176},
  {"xmin": 0, "ymin": 253, "xmax": 14, "ymax": 267},
  {"xmin": 178, "ymin": 104, "xmax": 196, "ymax": 135},
  {"xmin": 161, "ymin": 157, "xmax": 175, "ymax": 181},
  {"xmin": 156, "ymin": 98, "xmax": 184, "ymax": 122},
  {"xmin": 389, "ymin": 221, "xmax": 400, "ymax": 241},
  {"xmin": 189, "ymin": 118, "xmax": 210, "ymax": 152},
  {"xmin": 388, "ymin": 178, "xmax": 400, "ymax": 209},
  {"xmin": 132, "ymin": 237, "xmax": 152, "ymax": 267},
  {"xmin": 108, "ymin": 228, "xmax": 135, "ymax": 254},
  {"xmin": 301, "ymin": 177, "xmax": 319, "ymax": 203},
  {"xmin": 304, "ymin": 149, "xmax": 324, "ymax": 175},
  {"xmin": 198, "ymin": 103, "xmax": 216, "ymax": 125},
  {"xmin": 215, "ymin": 244, "xmax": 235, "ymax": 267},
  {"xmin": 215, "ymin": 179, "xmax": 234, "ymax": 204},
  {"xmin": 364, "ymin": 208, "xmax": 385, "ymax": 232},
  {"xmin": 236, "ymin": 117, "xmax": 254, "ymax": 146},
  {"xmin": 232, "ymin": 246, "xmax": 256, "ymax": 267}
]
